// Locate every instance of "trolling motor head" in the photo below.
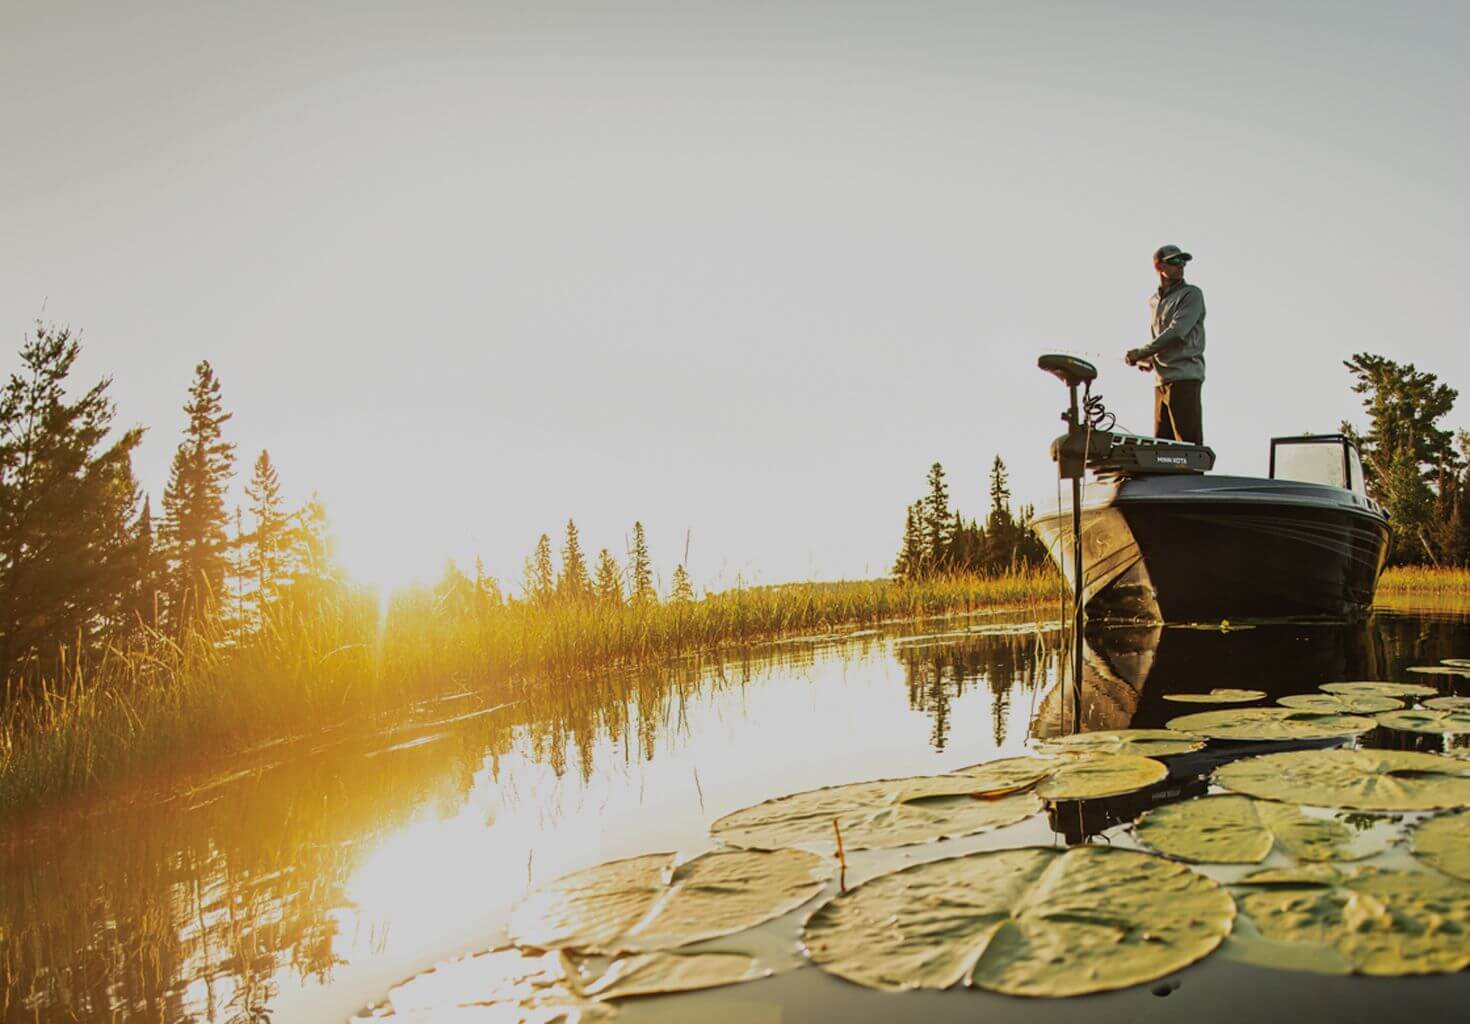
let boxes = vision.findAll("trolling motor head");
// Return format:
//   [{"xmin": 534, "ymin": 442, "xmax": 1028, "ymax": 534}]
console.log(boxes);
[
  {"xmin": 1038, "ymin": 353, "xmax": 1097, "ymax": 388},
  {"xmin": 1038, "ymin": 354, "xmax": 1098, "ymax": 479}
]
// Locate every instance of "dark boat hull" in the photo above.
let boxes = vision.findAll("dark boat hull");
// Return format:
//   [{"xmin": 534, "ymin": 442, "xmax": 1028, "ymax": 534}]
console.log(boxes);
[{"xmin": 1032, "ymin": 475, "xmax": 1391, "ymax": 623}]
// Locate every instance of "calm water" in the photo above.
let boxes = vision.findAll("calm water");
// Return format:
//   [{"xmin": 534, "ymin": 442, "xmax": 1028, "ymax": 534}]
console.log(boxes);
[{"xmin": 4, "ymin": 607, "xmax": 1470, "ymax": 1023}]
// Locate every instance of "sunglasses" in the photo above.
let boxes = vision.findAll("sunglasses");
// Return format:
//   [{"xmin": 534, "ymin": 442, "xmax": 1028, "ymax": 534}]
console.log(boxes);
[{"xmin": 1160, "ymin": 256, "xmax": 1188, "ymax": 267}]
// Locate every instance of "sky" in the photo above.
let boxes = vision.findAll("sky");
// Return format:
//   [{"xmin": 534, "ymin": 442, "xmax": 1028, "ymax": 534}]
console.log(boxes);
[{"xmin": 3, "ymin": 0, "xmax": 1468, "ymax": 595}]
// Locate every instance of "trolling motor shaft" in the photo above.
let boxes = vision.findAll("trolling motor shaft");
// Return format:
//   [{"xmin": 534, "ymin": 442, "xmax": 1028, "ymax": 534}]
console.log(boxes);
[{"xmin": 1037, "ymin": 353, "xmax": 1094, "ymax": 734}]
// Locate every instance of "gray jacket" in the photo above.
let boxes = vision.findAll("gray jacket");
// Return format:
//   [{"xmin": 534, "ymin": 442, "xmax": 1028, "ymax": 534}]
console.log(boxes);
[{"xmin": 1142, "ymin": 281, "xmax": 1206, "ymax": 383}]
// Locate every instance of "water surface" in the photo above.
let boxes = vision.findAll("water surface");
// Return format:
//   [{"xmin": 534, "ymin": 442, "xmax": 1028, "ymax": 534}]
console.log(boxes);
[{"xmin": 4, "ymin": 606, "xmax": 1470, "ymax": 1022}]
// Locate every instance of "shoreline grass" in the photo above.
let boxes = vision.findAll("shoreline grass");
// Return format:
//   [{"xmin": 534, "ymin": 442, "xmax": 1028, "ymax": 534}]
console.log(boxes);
[
  {"xmin": 0, "ymin": 570, "xmax": 1057, "ymax": 817},
  {"xmin": 1377, "ymin": 565, "xmax": 1470, "ymax": 594}
]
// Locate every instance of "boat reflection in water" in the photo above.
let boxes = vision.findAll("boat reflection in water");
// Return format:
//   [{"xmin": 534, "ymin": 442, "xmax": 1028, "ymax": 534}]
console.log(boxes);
[{"xmin": 1034, "ymin": 612, "xmax": 1470, "ymax": 842}]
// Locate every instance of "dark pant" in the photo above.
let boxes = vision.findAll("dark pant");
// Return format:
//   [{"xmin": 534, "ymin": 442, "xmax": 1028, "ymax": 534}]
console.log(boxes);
[{"xmin": 1154, "ymin": 380, "xmax": 1203, "ymax": 444}]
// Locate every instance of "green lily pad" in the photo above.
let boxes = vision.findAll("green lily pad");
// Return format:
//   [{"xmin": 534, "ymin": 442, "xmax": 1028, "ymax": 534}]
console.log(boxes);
[
  {"xmin": 1278, "ymin": 693, "xmax": 1404, "ymax": 714},
  {"xmin": 1236, "ymin": 863, "xmax": 1345, "ymax": 886},
  {"xmin": 709, "ymin": 773, "xmax": 1043, "ymax": 852},
  {"xmin": 1161, "ymin": 689, "xmax": 1266, "ymax": 704},
  {"xmin": 950, "ymin": 755, "xmax": 1057, "ymax": 795},
  {"xmin": 1408, "ymin": 665, "xmax": 1470, "ymax": 677},
  {"xmin": 1033, "ymin": 753, "xmax": 1168, "ymax": 800},
  {"xmin": 1134, "ymin": 795, "xmax": 1380, "ymax": 864},
  {"xmin": 802, "ymin": 846, "xmax": 1234, "ymax": 997},
  {"xmin": 1032, "ymin": 729, "xmax": 1203, "ymax": 758},
  {"xmin": 1215, "ymin": 749, "xmax": 1470, "ymax": 811},
  {"xmin": 1411, "ymin": 811, "xmax": 1470, "ymax": 882},
  {"xmin": 1238, "ymin": 867, "xmax": 1470, "ymax": 976},
  {"xmin": 1320, "ymin": 681, "xmax": 1437, "ymax": 698},
  {"xmin": 509, "ymin": 849, "xmax": 829, "ymax": 954},
  {"xmin": 1166, "ymin": 707, "xmax": 1375, "ymax": 742},
  {"xmin": 1375, "ymin": 708, "xmax": 1470, "ymax": 735},
  {"xmin": 1425, "ymin": 696, "xmax": 1470, "ymax": 711}
]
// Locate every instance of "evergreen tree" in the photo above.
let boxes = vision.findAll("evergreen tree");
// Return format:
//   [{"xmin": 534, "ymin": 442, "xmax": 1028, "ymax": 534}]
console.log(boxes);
[
  {"xmin": 628, "ymin": 521, "xmax": 655, "ymax": 602},
  {"xmin": 524, "ymin": 533, "xmax": 555, "ymax": 605},
  {"xmin": 124, "ymin": 495, "xmax": 164, "ymax": 630},
  {"xmin": 0, "ymin": 325, "xmax": 145, "ymax": 679},
  {"xmin": 984, "ymin": 456, "xmax": 1019, "ymax": 571},
  {"xmin": 669, "ymin": 563, "xmax": 694, "ymax": 603},
  {"xmin": 893, "ymin": 502, "xmax": 923, "ymax": 581},
  {"xmin": 160, "ymin": 360, "xmax": 236, "ymax": 623},
  {"xmin": 243, "ymin": 449, "xmax": 288, "ymax": 619},
  {"xmin": 473, "ymin": 555, "xmax": 502, "ymax": 611},
  {"xmin": 1343, "ymin": 353, "xmax": 1460, "ymax": 561},
  {"xmin": 435, "ymin": 560, "xmax": 474, "ymax": 619},
  {"xmin": 922, "ymin": 463, "xmax": 952, "ymax": 570},
  {"xmin": 557, "ymin": 518, "xmax": 592, "ymax": 603},
  {"xmin": 279, "ymin": 493, "xmax": 344, "ymax": 604},
  {"xmin": 593, "ymin": 549, "xmax": 624, "ymax": 605}
]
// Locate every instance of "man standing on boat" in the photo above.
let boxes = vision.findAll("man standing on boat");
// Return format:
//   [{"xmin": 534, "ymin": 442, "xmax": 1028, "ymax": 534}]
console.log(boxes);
[{"xmin": 1125, "ymin": 244, "xmax": 1206, "ymax": 444}]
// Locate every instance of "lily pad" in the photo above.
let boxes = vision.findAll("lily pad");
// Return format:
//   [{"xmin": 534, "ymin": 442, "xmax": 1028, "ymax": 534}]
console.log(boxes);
[
  {"xmin": 1375, "ymin": 708, "xmax": 1470, "ymax": 735},
  {"xmin": 1278, "ymin": 693, "xmax": 1404, "ymax": 714},
  {"xmin": 1425, "ymin": 696, "xmax": 1470, "ymax": 711},
  {"xmin": 509, "ymin": 849, "xmax": 829, "ymax": 954},
  {"xmin": 1166, "ymin": 707, "xmax": 1375, "ymax": 742},
  {"xmin": 1320, "ymin": 681, "xmax": 1437, "ymax": 698},
  {"xmin": 1161, "ymin": 689, "xmax": 1266, "ymax": 704},
  {"xmin": 709, "ymin": 773, "xmax": 1043, "ymax": 852},
  {"xmin": 1134, "ymin": 795, "xmax": 1380, "ymax": 864},
  {"xmin": 949, "ymin": 755, "xmax": 1057, "ymax": 795},
  {"xmin": 1411, "ymin": 811, "xmax": 1470, "ymax": 882},
  {"xmin": 1032, "ymin": 729, "xmax": 1203, "ymax": 758},
  {"xmin": 1236, "ymin": 863, "xmax": 1345, "ymax": 886},
  {"xmin": 1238, "ymin": 867, "xmax": 1470, "ymax": 976},
  {"xmin": 582, "ymin": 952, "xmax": 767, "ymax": 1000},
  {"xmin": 1407, "ymin": 665, "xmax": 1470, "ymax": 677},
  {"xmin": 379, "ymin": 946, "xmax": 767, "ymax": 1022},
  {"xmin": 802, "ymin": 845, "xmax": 1234, "ymax": 997},
  {"xmin": 1215, "ymin": 749, "xmax": 1470, "ymax": 811},
  {"xmin": 1033, "ymin": 753, "xmax": 1168, "ymax": 800}
]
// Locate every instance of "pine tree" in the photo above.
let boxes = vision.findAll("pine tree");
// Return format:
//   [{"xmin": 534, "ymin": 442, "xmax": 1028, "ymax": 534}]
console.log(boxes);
[
  {"xmin": 893, "ymin": 502, "xmax": 923, "ymax": 581},
  {"xmin": 124, "ymin": 495, "xmax": 164, "ymax": 630},
  {"xmin": 557, "ymin": 519, "xmax": 592, "ymax": 603},
  {"xmin": 160, "ymin": 360, "xmax": 235, "ymax": 624},
  {"xmin": 1344, "ymin": 353, "xmax": 1460, "ymax": 562},
  {"xmin": 243, "ymin": 449, "xmax": 288, "ymax": 619},
  {"xmin": 524, "ymin": 533, "xmax": 555, "ymax": 605},
  {"xmin": 0, "ymin": 324, "xmax": 145, "ymax": 679},
  {"xmin": 628, "ymin": 521, "xmax": 655, "ymax": 602},
  {"xmin": 473, "ymin": 555, "xmax": 502, "ymax": 612},
  {"xmin": 669, "ymin": 563, "xmax": 694, "ymax": 603},
  {"xmin": 922, "ymin": 463, "xmax": 952, "ymax": 572},
  {"xmin": 593, "ymin": 549, "xmax": 624, "ymax": 605},
  {"xmin": 275, "ymin": 493, "xmax": 343, "ymax": 609}
]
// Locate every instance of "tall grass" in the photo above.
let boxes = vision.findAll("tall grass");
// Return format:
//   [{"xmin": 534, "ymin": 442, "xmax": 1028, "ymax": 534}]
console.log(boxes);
[
  {"xmin": 1377, "ymin": 565, "xmax": 1470, "ymax": 594},
  {"xmin": 0, "ymin": 570, "xmax": 1056, "ymax": 814}
]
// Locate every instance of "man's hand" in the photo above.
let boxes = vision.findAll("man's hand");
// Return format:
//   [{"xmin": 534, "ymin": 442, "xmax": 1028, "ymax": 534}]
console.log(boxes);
[{"xmin": 1125, "ymin": 348, "xmax": 1142, "ymax": 366}]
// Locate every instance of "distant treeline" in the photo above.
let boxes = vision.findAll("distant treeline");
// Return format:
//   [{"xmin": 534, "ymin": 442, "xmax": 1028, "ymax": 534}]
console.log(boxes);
[
  {"xmin": 0, "ymin": 322, "xmax": 702, "ymax": 696},
  {"xmin": 1344, "ymin": 353, "xmax": 1470, "ymax": 566},
  {"xmin": 892, "ymin": 458, "xmax": 1049, "ymax": 582},
  {"xmin": 428, "ymin": 518, "xmax": 695, "ymax": 620}
]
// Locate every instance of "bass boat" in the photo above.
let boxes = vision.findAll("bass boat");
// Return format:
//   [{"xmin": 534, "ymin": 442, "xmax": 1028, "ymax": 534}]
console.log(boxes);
[{"xmin": 1031, "ymin": 354, "xmax": 1390, "ymax": 623}]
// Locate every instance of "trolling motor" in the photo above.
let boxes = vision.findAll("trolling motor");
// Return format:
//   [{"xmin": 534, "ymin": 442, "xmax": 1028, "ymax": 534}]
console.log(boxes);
[
  {"xmin": 1039, "ymin": 354, "xmax": 1098, "ymax": 480},
  {"xmin": 1037, "ymin": 353, "xmax": 1096, "ymax": 734}
]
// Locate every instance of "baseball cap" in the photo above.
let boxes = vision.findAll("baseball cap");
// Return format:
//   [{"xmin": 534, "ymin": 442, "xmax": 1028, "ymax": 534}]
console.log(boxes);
[{"xmin": 1153, "ymin": 244, "xmax": 1193, "ymax": 263}]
